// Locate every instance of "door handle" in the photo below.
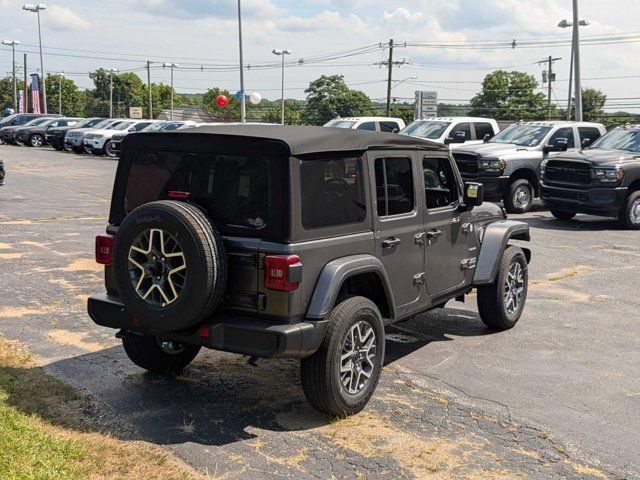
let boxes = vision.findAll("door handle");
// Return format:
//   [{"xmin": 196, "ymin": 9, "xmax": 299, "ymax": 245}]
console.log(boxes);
[
  {"xmin": 382, "ymin": 237, "xmax": 402, "ymax": 249},
  {"xmin": 426, "ymin": 229, "xmax": 442, "ymax": 240}
]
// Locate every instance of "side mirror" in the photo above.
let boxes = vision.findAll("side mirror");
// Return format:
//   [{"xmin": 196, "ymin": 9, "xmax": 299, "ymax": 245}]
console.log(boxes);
[
  {"xmin": 543, "ymin": 137, "xmax": 568, "ymax": 153},
  {"xmin": 581, "ymin": 137, "xmax": 591, "ymax": 148},
  {"xmin": 128, "ymin": 127, "xmax": 136, "ymax": 132},
  {"xmin": 483, "ymin": 133, "xmax": 492, "ymax": 143},
  {"xmin": 463, "ymin": 182, "xmax": 484, "ymax": 209},
  {"xmin": 392, "ymin": 128, "xmax": 399, "ymax": 134},
  {"xmin": 444, "ymin": 131, "xmax": 466, "ymax": 145}
]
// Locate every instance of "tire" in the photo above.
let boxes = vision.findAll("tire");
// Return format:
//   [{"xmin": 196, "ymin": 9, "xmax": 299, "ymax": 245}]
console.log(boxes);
[
  {"xmin": 29, "ymin": 134, "xmax": 44, "ymax": 147},
  {"xmin": 72, "ymin": 145, "xmax": 84, "ymax": 154},
  {"xmin": 92, "ymin": 147, "xmax": 105, "ymax": 156},
  {"xmin": 550, "ymin": 209, "xmax": 576, "ymax": 221},
  {"xmin": 105, "ymin": 141, "xmax": 119, "ymax": 159},
  {"xmin": 112, "ymin": 200, "xmax": 227, "ymax": 332},
  {"xmin": 618, "ymin": 190, "xmax": 640, "ymax": 230},
  {"xmin": 477, "ymin": 246, "xmax": 528, "ymax": 331},
  {"xmin": 301, "ymin": 296, "xmax": 385, "ymax": 417},
  {"xmin": 504, "ymin": 179, "xmax": 534, "ymax": 214},
  {"xmin": 122, "ymin": 334, "xmax": 201, "ymax": 374},
  {"xmin": 53, "ymin": 144, "xmax": 64, "ymax": 151}
]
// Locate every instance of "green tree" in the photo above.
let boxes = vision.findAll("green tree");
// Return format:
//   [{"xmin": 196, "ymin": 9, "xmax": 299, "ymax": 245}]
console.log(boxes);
[
  {"xmin": 581, "ymin": 88, "xmax": 607, "ymax": 122},
  {"xmin": 45, "ymin": 74, "xmax": 83, "ymax": 116},
  {"xmin": 148, "ymin": 83, "xmax": 185, "ymax": 118},
  {"xmin": 89, "ymin": 68, "xmax": 146, "ymax": 116},
  {"xmin": 201, "ymin": 87, "xmax": 240, "ymax": 121},
  {"xmin": 262, "ymin": 102, "xmax": 302, "ymax": 125},
  {"xmin": 0, "ymin": 77, "xmax": 27, "ymax": 113},
  {"xmin": 469, "ymin": 70, "xmax": 546, "ymax": 120},
  {"xmin": 302, "ymin": 75, "xmax": 374, "ymax": 125}
]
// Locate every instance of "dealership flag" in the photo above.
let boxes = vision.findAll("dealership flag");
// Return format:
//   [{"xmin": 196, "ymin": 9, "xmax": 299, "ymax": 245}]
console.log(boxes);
[
  {"xmin": 18, "ymin": 90, "xmax": 25, "ymax": 113},
  {"xmin": 30, "ymin": 73, "xmax": 41, "ymax": 114}
]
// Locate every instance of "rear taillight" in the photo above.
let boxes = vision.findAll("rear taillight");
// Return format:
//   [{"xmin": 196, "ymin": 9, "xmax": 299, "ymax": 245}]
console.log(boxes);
[
  {"xmin": 264, "ymin": 255, "xmax": 302, "ymax": 292},
  {"xmin": 168, "ymin": 191, "xmax": 191, "ymax": 200},
  {"xmin": 95, "ymin": 234, "xmax": 114, "ymax": 265}
]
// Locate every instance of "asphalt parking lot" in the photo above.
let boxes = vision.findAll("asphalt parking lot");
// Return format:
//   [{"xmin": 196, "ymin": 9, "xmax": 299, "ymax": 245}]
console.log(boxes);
[{"xmin": 0, "ymin": 145, "xmax": 639, "ymax": 480}]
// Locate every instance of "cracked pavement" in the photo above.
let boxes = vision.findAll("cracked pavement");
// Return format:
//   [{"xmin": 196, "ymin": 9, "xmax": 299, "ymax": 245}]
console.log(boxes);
[{"xmin": 0, "ymin": 146, "xmax": 638, "ymax": 479}]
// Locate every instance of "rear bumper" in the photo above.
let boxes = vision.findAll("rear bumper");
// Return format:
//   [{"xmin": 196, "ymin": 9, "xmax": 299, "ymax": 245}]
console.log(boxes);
[
  {"xmin": 88, "ymin": 293, "xmax": 328, "ymax": 359},
  {"xmin": 540, "ymin": 181, "xmax": 627, "ymax": 217},
  {"xmin": 462, "ymin": 174, "xmax": 509, "ymax": 201}
]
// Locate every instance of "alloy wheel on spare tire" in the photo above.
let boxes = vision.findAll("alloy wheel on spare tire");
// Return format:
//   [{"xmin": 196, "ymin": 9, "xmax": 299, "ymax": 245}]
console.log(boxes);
[
  {"xmin": 30, "ymin": 134, "xmax": 44, "ymax": 147},
  {"xmin": 504, "ymin": 179, "xmax": 534, "ymax": 214},
  {"xmin": 112, "ymin": 200, "xmax": 227, "ymax": 332}
]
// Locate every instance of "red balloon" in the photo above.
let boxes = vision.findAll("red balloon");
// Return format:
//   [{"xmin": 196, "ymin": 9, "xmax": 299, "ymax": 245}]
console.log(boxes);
[{"xmin": 216, "ymin": 94, "xmax": 229, "ymax": 108}]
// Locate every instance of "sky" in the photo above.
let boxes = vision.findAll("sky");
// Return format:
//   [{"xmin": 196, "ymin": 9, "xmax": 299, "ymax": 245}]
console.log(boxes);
[{"xmin": 1, "ymin": 0, "xmax": 640, "ymax": 111}]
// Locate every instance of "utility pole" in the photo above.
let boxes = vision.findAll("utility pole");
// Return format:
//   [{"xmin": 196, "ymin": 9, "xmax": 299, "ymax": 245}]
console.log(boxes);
[
  {"xmin": 108, "ymin": 68, "xmax": 118, "ymax": 118},
  {"xmin": 146, "ymin": 60, "xmax": 152, "ymax": 119},
  {"xmin": 23, "ymin": 53, "xmax": 28, "ymax": 113},
  {"xmin": 58, "ymin": 72, "xmax": 63, "ymax": 114},
  {"xmin": 237, "ymin": 0, "xmax": 246, "ymax": 123},
  {"xmin": 379, "ymin": 40, "xmax": 407, "ymax": 116},
  {"xmin": 566, "ymin": 43, "xmax": 574, "ymax": 120},
  {"xmin": 572, "ymin": 0, "xmax": 583, "ymax": 121},
  {"xmin": 539, "ymin": 56, "xmax": 561, "ymax": 120},
  {"xmin": 2, "ymin": 41, "xmax": 20, "ymax": 112}
]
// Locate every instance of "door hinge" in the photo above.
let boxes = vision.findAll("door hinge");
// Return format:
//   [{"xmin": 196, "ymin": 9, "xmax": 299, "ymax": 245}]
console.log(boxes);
[
  {"xmin": 414, "ymin": 232, "xmax": 426, "ymax": 246},
  {"xmin": 413, "ymin": 272, "xmax": 426, "ymax": 285},
  {"xmin": 461, "ymin": 257, "xmax": 477, "ymax": 270},
  {"xmin": 462, "ymin": 223, "xmax": 474, "ymax": 234}
]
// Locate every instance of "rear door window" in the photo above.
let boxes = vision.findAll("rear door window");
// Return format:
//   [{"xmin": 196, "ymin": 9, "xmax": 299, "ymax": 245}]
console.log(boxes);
[
  {"xmin": 380, "ymin": 121, "xmax": 400, "ymax": 133},
  {"xmin": 578, "ymin": 127, "xmax": 602, "ymax": 147},
  {"xmin": 300, "ymin": 158, "xmax": 366, "ymax": 229},
  {"xmin": 451, "ymin": 122, "xmax": 472, "ymax": 141},
  {"xmin": 357, "ymin": 122, "xmax": 376, "ymax": 131},
  {"xmin": 474, "ymin": 122, "xmax": 494, "ymax": 140},
  {"xmin": 374, "ymin": 157, "xmax": 415, "ymax": 216}
]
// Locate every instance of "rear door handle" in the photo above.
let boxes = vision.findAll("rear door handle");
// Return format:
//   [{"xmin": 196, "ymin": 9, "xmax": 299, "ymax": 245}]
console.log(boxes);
[
  {"xmin": 382, "ymin": 237, "xmax": 402, "ymax": 249},
  {"xmin": 426, "ymin": 229, "xmax": 442, "ymax": 240}
]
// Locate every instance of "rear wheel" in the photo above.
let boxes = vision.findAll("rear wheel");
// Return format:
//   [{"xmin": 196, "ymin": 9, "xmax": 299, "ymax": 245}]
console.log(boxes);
[
  {"xmin": 504, "ymin": 179, "xmax": 534, "ymax": 214},
  {"xmin": 301, "ymin": 296, "xmax": 385, "ymax": 417},
  {"xmin": 477, "ymin": 246, "xmax": 528, "ymax": 331},
  {"xmin": 550, "ymin": 209, "xmax": 576, "ymax": 221},
  {"xmin": 618, "ymin": 190, "xmax": 640, "ymax": 230},
  {"xmin": 122, "ymin": 334, "xmax": 201, "ymax": 373},
  {"xmin": 29, "ymin": 133, "xmax": 44, "ymax": 147}
]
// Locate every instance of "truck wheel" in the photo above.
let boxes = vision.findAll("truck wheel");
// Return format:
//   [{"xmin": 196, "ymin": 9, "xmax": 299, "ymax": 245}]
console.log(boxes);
[
  {"xmin": 618, "ymin": 190, "xmax": 640, "ymax": 230},
  {"xmin": 301, "ymin": 297, "xmax": 385, "ymax": 417},
  {"xmin": 122, "ymin": 333, "xmax": 200, "ymax": 373},
  {"xmin": 504, "ymin": 179, "xmax": 534, "ymax": 214},
  {"xmin": 550, "ymin": 209, "xmax": 576, "ymax": 221},
  {"xmin": 477, "ymin": 246, "xmax": 528, "ymax": 331},
  {"xmin": 29, "ymin": 134, "xmax": 44, "ymax": 147},
  {"xmin": 112, "ymin": 200, "xmax": 227, "ymax": 332}
]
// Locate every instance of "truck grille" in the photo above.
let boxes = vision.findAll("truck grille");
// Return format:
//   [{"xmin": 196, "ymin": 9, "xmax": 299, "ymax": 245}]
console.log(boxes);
[
  {"xmin": 453, "ymin": 153, "xmax": 479, "ymax": 175},
  {"xmin": 544, "ymin": 160, "xmax": 592, "ymax": 185}
]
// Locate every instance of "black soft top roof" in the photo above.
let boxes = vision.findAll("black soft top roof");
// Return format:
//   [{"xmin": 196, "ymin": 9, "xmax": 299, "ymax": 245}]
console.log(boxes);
[{"xmin": 123, "ymin": 124, "xmax": 444, "ymax": 156}]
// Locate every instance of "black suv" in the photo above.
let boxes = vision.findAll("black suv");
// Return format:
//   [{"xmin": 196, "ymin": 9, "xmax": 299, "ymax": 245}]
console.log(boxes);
[
  {"xmin": 46, "ymin": 117, "xmax": 105, "ymax": 150},
  {"xmin": 88, "ymin": 126, "xmax": 531, "ymax": 416},
  {"xmin": 541, "ymin": 125, "xmax": 640, "ymax": 229},
  {"xmin": 0, "ymin": 114, "xmax": 62, "ymax": 144},
  {"xmin": 15, "ymin": 117, "xmax": 81, "ymax": 147}
]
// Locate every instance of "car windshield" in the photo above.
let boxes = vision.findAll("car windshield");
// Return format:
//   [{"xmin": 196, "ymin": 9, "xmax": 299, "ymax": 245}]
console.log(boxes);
[
  {"xmin": 589, "ymin": 128, "xmax": 640, "ymax": 152},
  {"xmin": 400, "ymin": 121, "xmax": 450, "ymax": 140},
  {"xmin": 489, "ymin": 124, "xmax": 552, "ymax": 147},
  {"xmin": 141, "ymin": 122, "xmax": 167, "ymax": 132},
  {"xmin": 92, "ymin": 120, "xmax": 114, "ymax": 129},
  {"xmin": 23, "ymin": 118, "xmax": 51, "ymax": 127},
  {"xmin": 0, "ymin": 114, "xmax": 18, "ymax": 125},
  {"xmin": 106, "ymin": 121, "xmax": 125, "ymax": 130},
  {"xmin": 114, "ymin": 121, "xmax": 135, "ymax": 131},
  {"xmin": 161, "ymin": 122, "xmax": 184, "ymax": 131},
  {"xmin": 69, "ymin": 118, "xmax": 92, "ymax": 128},
  {"xmin": 40, "ymin": 119, "xmax": 58, "ymax": 127},
  {"xmin": 324, "ymin": 120, "xmax": 357, "ymax": 129}
]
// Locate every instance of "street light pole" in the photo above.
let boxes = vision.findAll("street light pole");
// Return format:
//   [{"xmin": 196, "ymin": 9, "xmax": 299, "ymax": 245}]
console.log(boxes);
[
  {"xmin": 558, "ymin": 13, "xmax": 589, "ymax": 121},
  {"xmin": 58, "ymin": 72, "xmax": 63, "ymax": 114},
  {"xmin": 2, "ymin": 40, "xmax": 20, "ymax": 112},
  {"xmin": 23, "ymin": 4, "xmax": 48, "ymax": 114},
  {"xmin": 272, "ymin": 49, "xmax": 292, "ymax": 125},
  {"xmin": 237, "ymin": 0, "xmax": 246, "ymax": 123},
  {"xmin": 108, "ymin": 68, "xmax": 118, "ymax": 118},
  {"xmin": 163, "ymin": 63, "xmax": 179, "ymax": 120}
]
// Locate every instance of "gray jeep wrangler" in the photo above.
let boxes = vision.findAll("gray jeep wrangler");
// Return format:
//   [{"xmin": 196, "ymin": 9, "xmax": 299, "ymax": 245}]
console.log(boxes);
[{"xmin": 88, "ymin": 125, "xmax": 531, "ymax": 416}]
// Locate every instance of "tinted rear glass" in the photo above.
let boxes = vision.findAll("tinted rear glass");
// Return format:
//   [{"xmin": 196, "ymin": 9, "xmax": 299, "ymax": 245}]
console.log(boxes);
[{"xmin": 125, "ymin": 151, "xmax": 270, "ymax": 230}]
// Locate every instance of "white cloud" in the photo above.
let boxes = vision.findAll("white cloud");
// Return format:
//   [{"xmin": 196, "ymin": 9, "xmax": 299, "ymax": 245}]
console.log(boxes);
[{"xmin": 47, "ymin": 5, "xmax": 90, "ymax": 30}]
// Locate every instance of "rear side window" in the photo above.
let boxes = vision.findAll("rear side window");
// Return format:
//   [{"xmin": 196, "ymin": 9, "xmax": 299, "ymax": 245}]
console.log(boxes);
[
  {"xmin": 125, "ymin": 151, "xmax": 270, "ymax": 230},
  {"xmin": 578, "ymin": 127, "xmax": 602, "ymax": 147},
  {"xmin": 380, "ymin": 121, "xmax": 400, "ymax": 133},
  {"xmin": 300, "ymin": 158, "xmax": 366, "ymax": 229},
  {"xmin": 549, "ymin": 127, "xmax": 575, "ymax": 149},
  {"xmin": 357, "ymin": 122, "xmax": 376, "ymax": 131},
  {"xmin": 451, "ymin": 122, "xmax": 472, "ymax": 141},
  {"xmin": 474, "ymin": 122, "xmax": 494, "ymax": 139},
  {"xmin": 375, "ymin": 157, "xmax": 414, "ymax": 216}
]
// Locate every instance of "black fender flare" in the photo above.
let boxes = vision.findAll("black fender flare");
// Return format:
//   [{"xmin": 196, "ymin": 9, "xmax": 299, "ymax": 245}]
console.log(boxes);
[
  {"xmin": 473, "ymin": 220, "xmax": 531, "ymax": 285},
  {"xmin": 306, "ymin": 254, "xmax": 395, "ymax": 320}
]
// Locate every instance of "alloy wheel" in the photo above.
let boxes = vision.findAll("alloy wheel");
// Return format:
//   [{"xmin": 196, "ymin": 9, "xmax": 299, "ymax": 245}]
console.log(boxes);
[
  {"xmin": 31, "ymin": 135, "xmax": 43, "ymax": 147},
  {"xmin": 128, "ymin": 228, "xmax": 187, "ymax": 307},
  {"xmin": 340, "ymin": 320, "xmax": 377, "ymax": 395},
  {"xmin": 503, "ymin": 261, "xmax": 525, "ymax": 315},
  {"xmin": 629, "ymin": 198, "xmax": 640, "ymax": 226}
]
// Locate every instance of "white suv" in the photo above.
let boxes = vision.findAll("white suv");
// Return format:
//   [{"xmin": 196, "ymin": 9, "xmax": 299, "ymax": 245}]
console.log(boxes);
[
  {"xmin": 400, "ymin": 117, "xmax": 500, "ymax": 147},
  {"xmin": 83, "ymin": 120, "xmax": 156, "ymax": 155},
  {"xmin": 324, "ymin": 116, "xmax": 406, "ymax": 133}
]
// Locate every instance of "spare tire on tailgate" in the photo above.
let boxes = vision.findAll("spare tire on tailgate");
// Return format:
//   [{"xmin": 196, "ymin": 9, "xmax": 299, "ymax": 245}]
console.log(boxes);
[{"xmin": 112, "ymin": 200, "xmax": 227, "ymax": 332}]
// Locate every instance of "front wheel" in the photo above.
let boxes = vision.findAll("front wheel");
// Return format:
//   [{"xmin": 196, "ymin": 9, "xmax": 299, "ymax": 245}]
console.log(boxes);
[
  {"xmin": 504, "ymin": 179, "xmax": 534, "ymax": 214},
  {"xmin": 301, "ymin": 296, "xmax": 385, "ymax": 417},
  {"xmin": 122, "ymin": 334, "xmax": 201, "ymax": 374},
  {"xmin": 477, "ymin": 246, "xmax": 528, "ymax": 331},
  {"xmin": 618, "ymin": 190, "xmax": 640, "ymax": 230},
  {"xmin": 105, "ymin": 141, "xmax": 119, "ymax": 158},
  {"xmin": 29, "ymin": 134, "xmax": 44, "ymax": 147},
  {"xmin": 550, "ymin": 209, "xmax": 576, "ymax": 221}
]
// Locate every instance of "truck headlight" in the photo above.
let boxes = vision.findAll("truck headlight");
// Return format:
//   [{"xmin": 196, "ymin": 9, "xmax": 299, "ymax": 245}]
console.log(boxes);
[
  {"xmin": 479, "ymin": 159, "xmax": 506, "ymax": 172},
  {"xmin": 593, "ymin": 168, "xmax": 624, "ymax": 183}
]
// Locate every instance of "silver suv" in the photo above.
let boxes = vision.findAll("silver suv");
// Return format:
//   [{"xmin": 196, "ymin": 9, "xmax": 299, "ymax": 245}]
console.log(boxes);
[{"xmin": 452, "ymin": 121, "xmax": 606, "ymax": 213}]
